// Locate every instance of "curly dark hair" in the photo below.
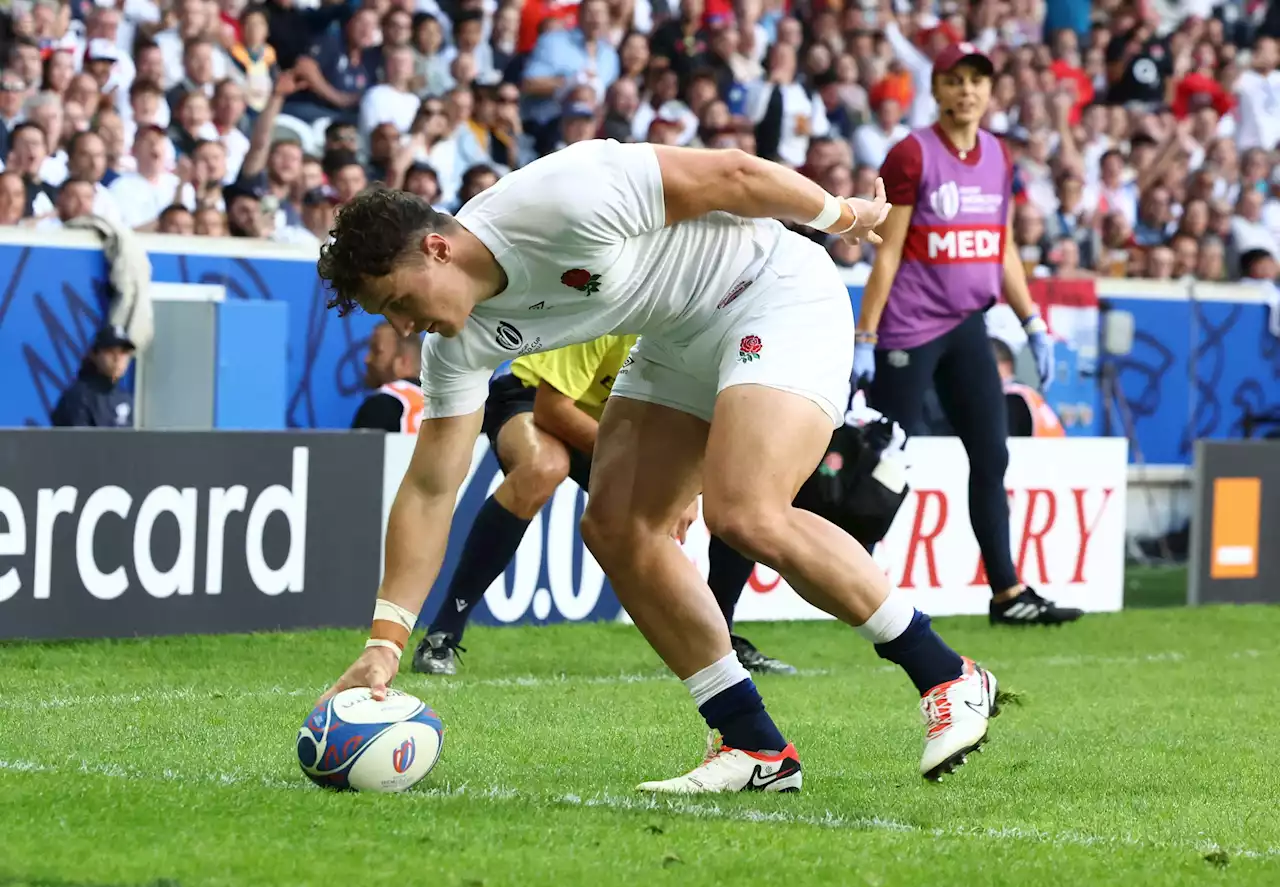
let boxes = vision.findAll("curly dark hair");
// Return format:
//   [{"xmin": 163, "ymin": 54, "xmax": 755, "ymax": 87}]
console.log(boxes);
[{"xmin": 318, "ymin": 185, "xmax": 455, "ymax": 317}]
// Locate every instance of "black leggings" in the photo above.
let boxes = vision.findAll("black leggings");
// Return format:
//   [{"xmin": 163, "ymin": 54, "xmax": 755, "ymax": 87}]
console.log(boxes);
[{"xmin": 868, "ymin": 311, "xmax": 1017, "ymax": 593}]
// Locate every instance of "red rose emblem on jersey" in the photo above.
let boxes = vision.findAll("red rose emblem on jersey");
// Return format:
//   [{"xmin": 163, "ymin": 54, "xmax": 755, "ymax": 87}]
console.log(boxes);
[
  {"xmin": 738, "ymin": 335, "xmax": 762, "ymax": 363},
  {"xmin": 561, "ymin": 269, "xmax": 601, "ymax": 294}
]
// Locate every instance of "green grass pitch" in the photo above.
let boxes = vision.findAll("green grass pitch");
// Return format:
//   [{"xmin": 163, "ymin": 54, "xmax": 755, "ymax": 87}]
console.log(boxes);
[{"xmin": 1, "ymin": 571, "xmax": 1277, "ymax": 886}]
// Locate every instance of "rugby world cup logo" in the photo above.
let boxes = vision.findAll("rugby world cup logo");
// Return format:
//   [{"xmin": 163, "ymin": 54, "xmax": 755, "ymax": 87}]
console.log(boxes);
[
  {"xmin": 929, "ymin": 180, "xmax": 961, "ymax": 221},
  {"xmin": 392, "ymin": 738, "xmax": 416, "ymax": 774}
]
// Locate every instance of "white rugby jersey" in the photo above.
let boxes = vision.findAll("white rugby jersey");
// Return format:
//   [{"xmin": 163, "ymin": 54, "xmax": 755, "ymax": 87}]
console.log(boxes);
[{"xmin": 420, "ymin": 139, "xmax": 792, "ymax": 419}]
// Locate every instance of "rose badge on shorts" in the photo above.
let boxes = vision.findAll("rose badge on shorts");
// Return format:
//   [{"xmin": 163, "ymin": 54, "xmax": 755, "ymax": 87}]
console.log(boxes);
[
  {"xmin": 738, "ymin": 335, "xmax": 762, "ymax": 363},
  {"xmin": 561, "ymin": 268, "xmax": 601, "ymax": 295}
]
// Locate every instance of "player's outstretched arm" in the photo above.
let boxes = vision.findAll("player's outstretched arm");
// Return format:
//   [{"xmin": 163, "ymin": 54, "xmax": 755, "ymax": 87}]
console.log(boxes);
[
  {"xmin": 318, "ymin": 409, "xmax": 483, "ymax": 704},
  {"xmin": 652, "ymin": 146, "xmax": 892, "ymax": 244}
]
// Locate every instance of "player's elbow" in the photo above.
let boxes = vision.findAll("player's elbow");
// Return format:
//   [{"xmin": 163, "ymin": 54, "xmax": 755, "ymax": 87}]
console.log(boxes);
[{"xmin": 715, "ymin": 148, "xmax": 761, "ymax": 203}]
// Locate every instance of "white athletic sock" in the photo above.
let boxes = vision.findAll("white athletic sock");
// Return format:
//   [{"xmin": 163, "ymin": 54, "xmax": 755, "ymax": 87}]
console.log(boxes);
[
  {"xmin": 683, "ymin": 651, "xmax": 751, "ymax": 707},
  {"xmin": 854, "ymin": 588, "xmax": 916, "ymax": 644}
]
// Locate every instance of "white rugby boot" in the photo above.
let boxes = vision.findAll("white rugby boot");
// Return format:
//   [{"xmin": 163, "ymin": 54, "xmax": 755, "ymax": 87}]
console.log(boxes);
[
  {"xmin": 920, "ymin": 657, "xmax": 1000, "ymax": 781},
  {"xmin": 637, "ymin": 732, "xmax": 803, "ymax": 794}
]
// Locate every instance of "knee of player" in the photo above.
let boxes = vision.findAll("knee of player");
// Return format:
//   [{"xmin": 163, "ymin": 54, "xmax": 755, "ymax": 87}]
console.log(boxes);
[
  {"xmin": 505, "ymin": 451, "xmax": 570, "ymax": 514},
  {"xmin": 579, "ymin": 501, "xmax": 642, "ymax": 562},
  {"xmin": 702, "ymin": 497, "xmax": 784, "ymax": 564}
]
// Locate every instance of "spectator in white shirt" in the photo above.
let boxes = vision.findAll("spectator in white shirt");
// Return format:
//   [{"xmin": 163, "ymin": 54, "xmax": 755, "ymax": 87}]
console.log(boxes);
[
  {"xmin": 212, "ymin": 80, "xmax": 251, "ymax": 183},
  {"xmin": 181, "ymin": 138, "xmax": 229, "ymax": 212},
  {"xmin": 1083, "ymin": 148, "xmax": 1139, "ymax": 226},
  {"xmin": 107, "ymin": 125, "xmax": 182, "ymax": 229},
  {"xmin": 1234, "ymin": 36, "xmax": 1280, "ymax": 152},
  {"xmin": 166, "ymin": 38, "xmax": 219, "ymax": 114},
  {"xmin": 24, "ymin": 92, "xmax": 70, "ymax": 187},
  {"xmin": 66, "ymin": 131, "xmax": 123, "ymax": 225},
  {"xmin": 300, "ymin": 184, "xmax": 339, "ymax": 242},
  {"xmin": 37, "ymin": 178, "xmax": 96, "ymax": 231},
  {"xmin": 156, "ymin": 0, "xmax": 227, "ymax": 89},
  {"xmin": 1230, "ymin": 188, "xmax": 1280, "ymax": 260},
  {"xmin": 746, "ymin": 42, "xmax": 829, "ymax": 169},
  {"xmin": 852, "ymin": 92, "xmax": 910, "ymax": 169},
  {"xmin": 440, "ymin": 9, "xmax": 496, "ymax": 82},
  {"xmin": 79, "ymin": 9, "xmax": 137, "ymax": 99},
  {"xmin": 407, "ymin": 98, "xmax": 461, "ymax": 204},
  {"xmin": 359, "ymin": 45, "xmax": 421, "ymax": 138},
  {"xmin": 134, "ymin": 42, "xmax": 168, "ymax": 95}
]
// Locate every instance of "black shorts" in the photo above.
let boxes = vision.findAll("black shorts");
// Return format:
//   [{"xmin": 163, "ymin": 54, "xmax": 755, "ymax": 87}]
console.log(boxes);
[{"xmin": 482, "ymin": 374, "xmax": 593, "ymax": 488}]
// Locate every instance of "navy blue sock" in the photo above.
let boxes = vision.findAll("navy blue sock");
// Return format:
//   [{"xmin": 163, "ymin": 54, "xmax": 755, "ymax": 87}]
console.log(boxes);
[
  {"xmin": 706, "ymin": 535, "xmax": 756, "ymax": 632},
  {"xmin": 428, "ymin": 496, "xmax": 531, "ymax": 641},
  {"xmin": 698, "ymin": 679, "xmax": 787, "ymax": 753},
  {"xmin": 874, "ymin": 611, "xmax": 965, "ymax": 695}
]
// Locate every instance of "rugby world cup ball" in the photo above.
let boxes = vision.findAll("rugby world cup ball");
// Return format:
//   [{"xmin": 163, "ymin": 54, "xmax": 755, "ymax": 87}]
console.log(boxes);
[{"xmin": 297, "ymin": 688, "xmax": 444, "ymax": 792}]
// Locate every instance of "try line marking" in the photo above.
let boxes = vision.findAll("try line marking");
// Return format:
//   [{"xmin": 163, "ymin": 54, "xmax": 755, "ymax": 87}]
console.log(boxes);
[
  {"xmin": 2, "ymin": 648, "xmax": 1270, "ymax": 712},
  {"xmin": 0, "ymin": 756, "xmax": 1275, "ymax": 862}
]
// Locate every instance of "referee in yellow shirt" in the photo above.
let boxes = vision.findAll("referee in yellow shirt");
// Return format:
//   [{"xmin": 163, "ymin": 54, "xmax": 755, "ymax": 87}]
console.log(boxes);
[{"xmin": 411, "ymin": 334, "xmax": 794, "ymax": 676}]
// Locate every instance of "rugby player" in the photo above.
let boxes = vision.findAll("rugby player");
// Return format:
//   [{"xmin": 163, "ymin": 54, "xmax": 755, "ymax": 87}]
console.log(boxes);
[
  {"xmin": 413, "ymin": 334, "xmax": 797, "ymax": 676},
  {"xmin": 317, "ymin": 138, "xmax": 1001, "ymax": 790}
]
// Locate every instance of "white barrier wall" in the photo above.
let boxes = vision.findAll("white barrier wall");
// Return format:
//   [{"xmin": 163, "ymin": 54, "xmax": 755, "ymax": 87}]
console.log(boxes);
[{"xmin": 382, "ymin": 435, "xmax": 1128, "ymax": 624}]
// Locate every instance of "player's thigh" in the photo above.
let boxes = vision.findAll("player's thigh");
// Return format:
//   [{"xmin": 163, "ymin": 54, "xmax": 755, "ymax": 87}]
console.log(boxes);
[
  {"xmin": 703, "ymin": 384, "xmax": 835, "ymax": 532},
  {"xmin": 705, "ymin": 252, "xmax": 851, "ymax": 523},
  {"xmin": 932, "ymin": 311, "xmax": 1010, "ymax": 456},
  {"xmin": 583, "ymin": 393, "xmax": 708, "ymax": 540}
]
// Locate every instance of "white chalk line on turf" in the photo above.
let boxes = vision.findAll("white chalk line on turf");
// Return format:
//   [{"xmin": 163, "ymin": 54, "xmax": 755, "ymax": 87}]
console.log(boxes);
[
  {"xmin": 1, "ymin": 756, "xmax": 1276, "ymax": 862},
  {"xmin": 0, "ymin": 669, "xmax": 839, "ymax": 712},
  {"xmin": 3, "ymin": 647, "xmax": 1271, "ymax": 713}
]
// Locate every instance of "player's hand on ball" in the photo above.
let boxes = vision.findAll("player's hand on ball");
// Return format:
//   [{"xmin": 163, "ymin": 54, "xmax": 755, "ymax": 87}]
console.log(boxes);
[
  {"xmin": 842, "ymin": 178, "xmax": 892, "ymax": 245},
  {"xmin": 318, "ymin": 645, "xmax": 401, "ymax": 706}
]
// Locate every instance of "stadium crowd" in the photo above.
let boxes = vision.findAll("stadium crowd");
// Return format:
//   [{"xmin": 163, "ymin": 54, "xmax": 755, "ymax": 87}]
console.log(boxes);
[{"xmin": 1, "ymin": 0, "xmax": 1279, "ymax": 285}]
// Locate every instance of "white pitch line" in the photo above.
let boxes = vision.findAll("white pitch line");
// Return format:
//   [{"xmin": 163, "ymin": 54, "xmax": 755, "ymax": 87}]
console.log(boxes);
[
  {"xmin": 1, "ymin": 757, "xmax": 1276, "ymax": 862},
  {"xmin": 0, "ymin": 648, "xmax": 1272, "ymax": 713},
  {"xmin": 0, "ymin": 669, "xmax": 838, "ymax": 712}
]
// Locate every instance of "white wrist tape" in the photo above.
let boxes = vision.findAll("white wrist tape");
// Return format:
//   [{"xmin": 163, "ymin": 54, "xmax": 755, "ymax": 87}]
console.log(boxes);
[
  {"xmin": 831, "ymin": 203, "xmax": 860, "ymax": 235},
  {"xmin": 804, "ymin": 192, "xmax": 842, "ymax": 231},
  {"xmin": 373, "ymin": 598, "xmax": 417, "ymax": 634},
  {"xmin": 365, "ymin": 638, "xmax": 404, "ymax": 660}
]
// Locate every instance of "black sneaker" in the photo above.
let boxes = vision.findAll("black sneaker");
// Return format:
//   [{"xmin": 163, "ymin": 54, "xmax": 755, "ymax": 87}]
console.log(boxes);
[
  {"xmin": 989, "ymin": 587, "xmax": 1084, "ymax": 626},
  {"xmin": 731, "ymin": 634, "xmax": 798, "ymax": 675},
  {"xmin": 410, "ymin": 631, "xmax": 464, "ymax": 675}
]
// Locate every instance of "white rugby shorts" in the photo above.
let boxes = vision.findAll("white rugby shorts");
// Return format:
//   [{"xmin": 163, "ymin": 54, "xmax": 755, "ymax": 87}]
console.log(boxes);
[{"xmin": 610, "ymin": 236, "xmax": 854, "ymax": 427}]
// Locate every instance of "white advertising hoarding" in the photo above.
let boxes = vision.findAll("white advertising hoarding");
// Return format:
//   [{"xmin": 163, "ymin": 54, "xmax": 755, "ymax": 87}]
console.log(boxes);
[{"xmin": 382, "ymin": 435, "xmax": 1128, "ymax": 625}]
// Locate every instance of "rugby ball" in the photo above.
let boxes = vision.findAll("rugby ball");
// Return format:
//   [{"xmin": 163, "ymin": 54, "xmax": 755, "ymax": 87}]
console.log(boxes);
[{"xmin": 296, "ymin": 688, "xmax": 444, "ymax": 792}]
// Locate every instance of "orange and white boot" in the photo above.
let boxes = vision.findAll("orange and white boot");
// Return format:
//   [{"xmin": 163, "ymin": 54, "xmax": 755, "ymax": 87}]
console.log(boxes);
[
  {"xmin": 920, "ymin": 657, "xmax": 1000, "ymax": 781},
  {"xmin": 637, "ymin": 732, "xmax": 803, "ymax": 794}
]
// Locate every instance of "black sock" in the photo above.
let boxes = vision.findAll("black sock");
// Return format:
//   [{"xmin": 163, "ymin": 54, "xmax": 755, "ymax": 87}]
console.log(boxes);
[
  {"xmin": 874, "ymin": 611, "xmax": 965, "ymax": 695},
  {"xmin": 707, "ymin": 535, "xmax": 756, "ymax": 633},
  {"xmin": 428, "ymin": 496, "xmax": 531, "ymax": 641}
]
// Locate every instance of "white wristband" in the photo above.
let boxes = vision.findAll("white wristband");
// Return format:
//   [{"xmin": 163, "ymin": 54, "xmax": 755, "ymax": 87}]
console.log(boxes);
[
  {"xmin": 373, "ymin": 598, "xmax": 417, "ymax": 634},
  {"xmin": 365, "ymin": 638, "xmax": 404, "ymax": 660},
  {"xmin": 803, "ymin": 192, "xmax": 842, "ymax": 231},
  {"xmin": 831, "ymin": 203, "xmax": 859, "ymax": 236}
]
